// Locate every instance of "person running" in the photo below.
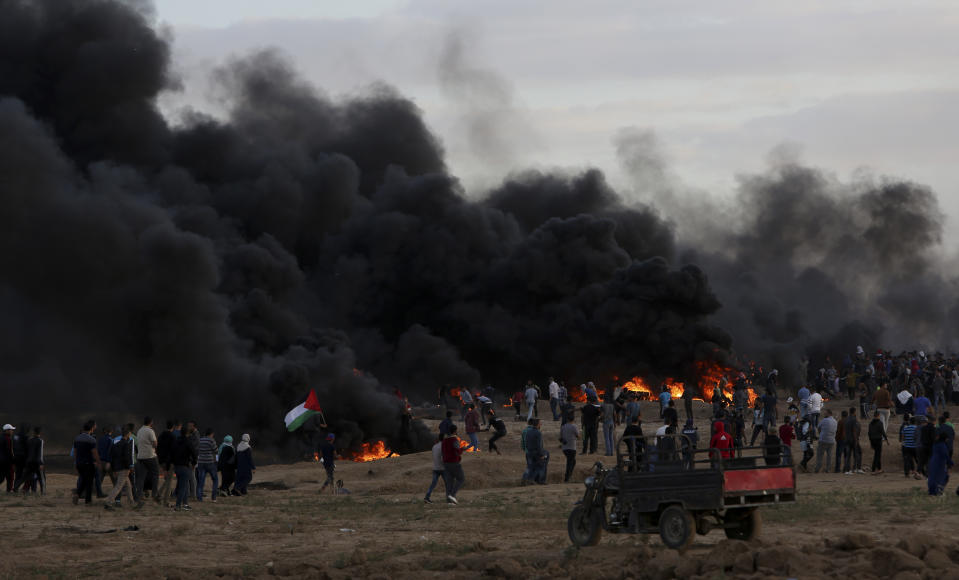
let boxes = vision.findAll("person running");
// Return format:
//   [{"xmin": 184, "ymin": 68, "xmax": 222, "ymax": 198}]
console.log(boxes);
[
  {"xmin": 72, "ymin": 420, "xmax": 101, "ymax": 505},
  {"xmin": 868, "ymin": 410, "xmax": 888, "ymax": 475},
  {"xmin": 560, "ymin": 416, "xmax": 580, "ymax": 483},
  {"xmin": 196, "ymin": 428, "xmax": 219, "ymax": 503},
  {"xmin": 441, "ymin": 424, "xmax": 465, "ymax": 504},
  {"xmin": 217, "ymin": 435, "xmax": 236, "ymax": 496},
  {"xmin": 486, "ymin": 411, "xmax": 507, "ymax": 454},
  {"xmin": 234, "ymin": 433, "xmax": 255, "ymax": 495},
  {"xmin": 103, "ymin": 425, "xmax": 136, "ymax": 510},
  {"xmin": 423, "ymin": 434, "xmax": 447, "ymax": 503}
]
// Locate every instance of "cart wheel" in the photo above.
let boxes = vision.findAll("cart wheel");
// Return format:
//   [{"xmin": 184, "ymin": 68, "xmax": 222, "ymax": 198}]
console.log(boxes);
[
  {"xmin": 658, "ymin": 505, "xmax": 694, "ymax": 551},
  {"xmin": 724, "ymin": 508, "xmax": 762, "ymax": 541},
  {"xmin": 568, "ymin": 505, "xmax": 603, "ymax": 547}
]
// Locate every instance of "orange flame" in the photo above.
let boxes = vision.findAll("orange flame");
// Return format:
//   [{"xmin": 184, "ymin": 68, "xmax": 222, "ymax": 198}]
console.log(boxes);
[
  {"xmin": 347, "ymin": 441, "xmax": 392, "ymax": 462},
  {"xmin": 313, "ymin": 452, "xmax": 319, "ymax": 462},
  {"xmin": 457, "ymin": 437, "xmax": 478, "ymax": 453},
  {"xmin": 618, "ymin": 361, "xmax": 758, "ymax": 406}
]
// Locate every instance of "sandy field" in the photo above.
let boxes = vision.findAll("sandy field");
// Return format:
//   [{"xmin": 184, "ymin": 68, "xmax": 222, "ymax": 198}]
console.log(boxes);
[{"xmin": 2, "ymin": 400, "xmax": 958, "ymax": 579}]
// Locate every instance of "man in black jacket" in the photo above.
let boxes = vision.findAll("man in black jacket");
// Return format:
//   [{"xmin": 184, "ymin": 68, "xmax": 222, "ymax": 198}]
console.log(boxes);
[
  {"xmin": 867, "ymin": 411, "xmax": 888, "ymax": 474},
  {"xmin": 104, "ymin": 425, "xmax": 138, "ymax": 509},
  {"xmin": 581, "ymin": 399, "xmax": 600, "ymax": 455},
  {"xmin": 172, "ymin": 425, "xmax": 198, "ymax": 511},
  {"xmin": 156, "ymin": 420, "xmax": 179, "ymax": 505}
]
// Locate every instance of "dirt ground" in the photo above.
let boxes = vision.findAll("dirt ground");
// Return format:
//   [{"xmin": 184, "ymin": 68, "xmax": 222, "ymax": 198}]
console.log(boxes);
[{"xmin": 2, "ymin": 400, "xmax": 958, "ymax": 579}]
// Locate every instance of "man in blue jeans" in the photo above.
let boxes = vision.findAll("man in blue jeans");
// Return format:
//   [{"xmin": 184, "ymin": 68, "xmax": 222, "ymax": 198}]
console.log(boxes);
[
  {"xmin": 524, "ymin": 419, "xmax": 548, "ymax": 484},
  {"xmin": 423, "ymin": 434, "xmax": 448, "ymax": 503},
  {"xmin": 196, "ymin": 428, "xmax": 219, "ymax": 502}
]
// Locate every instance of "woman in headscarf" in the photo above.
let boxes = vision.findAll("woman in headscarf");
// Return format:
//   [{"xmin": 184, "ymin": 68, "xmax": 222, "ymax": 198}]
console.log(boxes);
[
  {"xmin": 217, "ymin": 435, "xmax": 236, "ymax": 496},
  {"xmin": 234, "ymin": 434, "xmax": 255, "ymax": 496}
]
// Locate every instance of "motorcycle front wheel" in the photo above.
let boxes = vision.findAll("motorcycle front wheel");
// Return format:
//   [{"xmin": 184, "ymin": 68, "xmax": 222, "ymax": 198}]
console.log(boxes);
[{"xmin": 568, "ymin": 505, "xmax": 603, "ymax": 547}]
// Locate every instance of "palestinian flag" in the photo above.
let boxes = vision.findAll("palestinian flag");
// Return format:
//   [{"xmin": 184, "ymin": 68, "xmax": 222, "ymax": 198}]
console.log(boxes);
[{"xmin": 284, "ymin": 389, "xmax": 323, "ymax": 432}]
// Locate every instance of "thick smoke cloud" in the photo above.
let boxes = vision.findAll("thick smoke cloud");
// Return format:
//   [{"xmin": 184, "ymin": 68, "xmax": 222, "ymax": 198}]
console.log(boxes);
[
  {"xmin": 616, "ymin": 135, "xmax": 959, "ymax": 386},
  {"xmin": 0, "ymin": 0, "xmax": 729, "ymax": 455}
]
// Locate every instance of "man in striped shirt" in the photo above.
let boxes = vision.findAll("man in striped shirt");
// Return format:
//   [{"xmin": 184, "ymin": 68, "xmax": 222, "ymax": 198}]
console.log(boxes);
[
  {"xmin": 900, "ymin": 414, "xmax": 920, "ymax": 479},
  {"xmin": 196, "ymin": 428, "xmax": 219, "ymax": 503}
]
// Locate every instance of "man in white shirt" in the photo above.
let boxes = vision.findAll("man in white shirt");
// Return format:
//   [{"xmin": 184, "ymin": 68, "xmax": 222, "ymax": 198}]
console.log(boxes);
[
  {"xmin": 808, "ymin": 389, "xmax": 824, "ymax": 431},
  {"xmin": 525, "ymin": 381, "xmax": 539, "ymax": 421},
  {"xmin": 548, "ymin": 378, "xmax": 560, "ymax": 421}
]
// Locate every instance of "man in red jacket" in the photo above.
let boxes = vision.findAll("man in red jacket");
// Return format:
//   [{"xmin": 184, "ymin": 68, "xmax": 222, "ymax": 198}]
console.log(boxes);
[
  {"xmin": 709, "ymin": 421, "xmax": 733, "ymax": 460},
  {"xmin": 442, "ymin": 424, "xmax": 465, "ymax": 504},
  {"xmin": 779, "ymin": 417, "xmax": 796, "ymax": 465}
]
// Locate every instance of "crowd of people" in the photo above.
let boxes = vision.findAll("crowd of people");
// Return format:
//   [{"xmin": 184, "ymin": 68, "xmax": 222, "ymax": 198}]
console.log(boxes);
[
  {"xmin": 0, "ymin": 417, "xmax": 257, "ymax": 511},
  {"xmin": 423, "ymin": 347, "xmax": 959, "ymax": 502}
]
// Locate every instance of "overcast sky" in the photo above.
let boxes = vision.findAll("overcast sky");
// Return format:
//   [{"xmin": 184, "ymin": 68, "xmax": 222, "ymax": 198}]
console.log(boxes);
[{"xmin": 152, "ymin": 0, "xmax": 959, "ymax": 240}]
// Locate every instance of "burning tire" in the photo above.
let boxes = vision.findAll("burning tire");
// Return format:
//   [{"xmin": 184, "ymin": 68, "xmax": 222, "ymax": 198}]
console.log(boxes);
[
  {"xmin": 724, "ymin": 508, "xmax": 761, "ymax": 541},
  {"xmin": 568, "ymin": 506, "xmax": 602, "ymax": 547},
  {"xmin": 658, "ymin": 505, "xmax": 694, "ymax": 551}
]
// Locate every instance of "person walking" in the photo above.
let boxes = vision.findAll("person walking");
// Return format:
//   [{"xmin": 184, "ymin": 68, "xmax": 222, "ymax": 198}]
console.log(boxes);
[
  {"xmin": 94, "ymin": 425, "xmax": 114, "ymax": 496},
  {"xmin": 843, "ymin": 407, "xmax": 863, "ymax": 474},
  {"xmin": 156, "ymin": 420, "xmax": 178, "ymax": 506},
  {"xmin": 548, "ymin": 377, "xmax": 561, "ymax": 421},
  {"xmin": 441, "ymin": 424, "xmax": 464, "ymax": 504},
  {"xmin": 22, "ymin": 426, "xmax": 45, "ymax": 495},
  {"xmin": 464, "ymin": 404, "xmax": 481, "ymax": 452},
  {"xmin": 172, "ymin": 426, "xmax": 197, "ymax": 511},
  {"xmin": 602, "ymin": 392, "xmax": 616, "ymax": 456},
  {"xmin": 581, "ymin": 397, "xmax": 600, "ymax": 455},
  {"xmin": 874, "ymin": 383, "xmax": 893, "ymax": 434},
  {"xmin": 814, "ymin": 409, "xmax": 837, "ymax": 473},
  {"xmin": 318, "ymin": 433, "xmax": 337, "ymax": 494},
  {"xmin": 72, "ymin": 420, "xmax": 101, "ymax": 505},
  {"xmin": 423, "ymin": 434, "xmax": 447, "ymax": 503},
  {"xmin": 927, "ymin": 433, "xmax": 953, "ymax": 495},
  {"xmin": 560, "ymin": 416, "xmax": 580, "ymax": 483},
  {"xmin": 808, "ymin": 389, "xmax": 823, "ymax": 431},
  {"xmin": 900, "ymin": 414, "xmax": 920, "ymax": 479},
  {"xmin": 868, "ymin": 410, "xmax": 888, "ymax": 475},
  {"xmin": 525, "ymin": 381, "xmax": 539, "ymax": 421},
  {"xmin": 0, "ymin": 424, "xmax": 14, "ymax": 493},
  {"xmin": 524, "ymin": 419, "xmax": 548, "ymax": 484},
  {"xmin": 217, "ymin": 435, "xmax": 236, "ymax": 496},
  {"xmin": 196, "ymin": 428, "xmax": 219, "ymax": 503},
  {"xmin": 103, "ymin": 425, "xmax": 136, "ymax": 509},
  {"xmin": 134, "ymin": 417, "xmax": 160, "ymax": 505},
  {"xmin": 234, "ymin": 433, "xmax": 255, "ymax": 495}
]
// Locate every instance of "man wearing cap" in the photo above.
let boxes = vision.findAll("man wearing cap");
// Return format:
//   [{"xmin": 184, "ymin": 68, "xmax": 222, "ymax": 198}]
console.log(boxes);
[
  {"xmin": 318, "ymin": 434, "xmax": 337, "ymax": 494},
  {"xmin": 0, "ymin": 424, "xmax": 15, "ymax": 493}
]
